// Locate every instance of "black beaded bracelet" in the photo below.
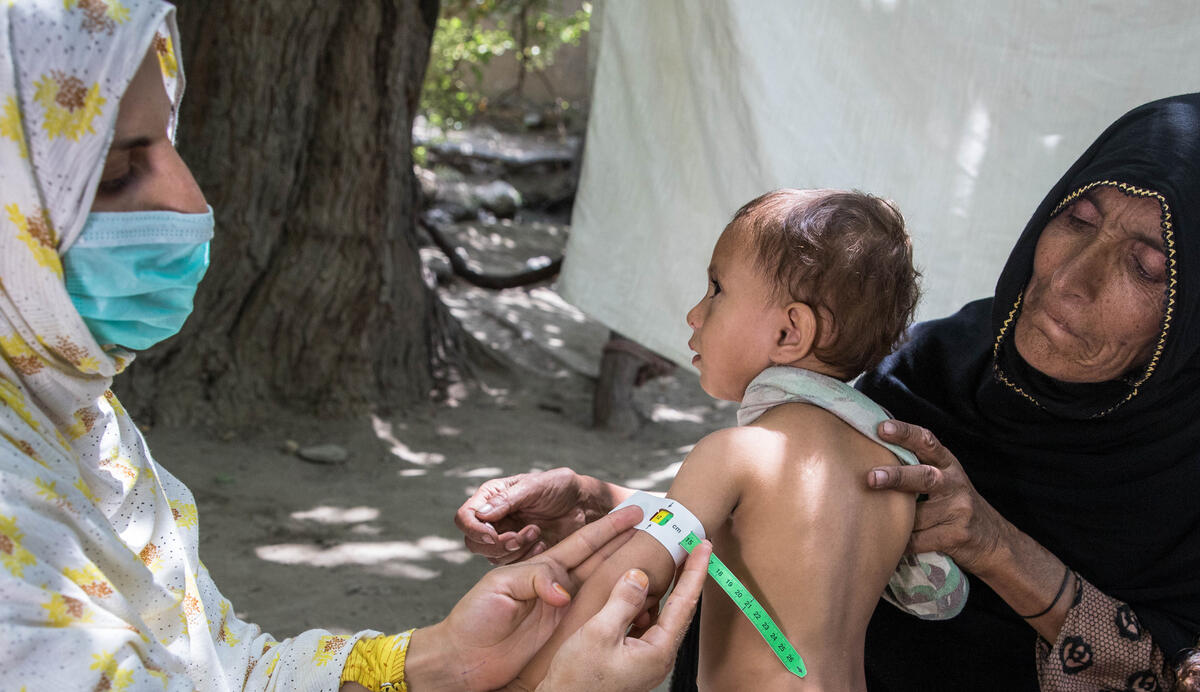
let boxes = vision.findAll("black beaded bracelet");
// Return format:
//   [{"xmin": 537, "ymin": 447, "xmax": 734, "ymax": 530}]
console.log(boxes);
[{"xmin": 1019, "ymin": 565, "xmax": 1072, "ymax": 619}]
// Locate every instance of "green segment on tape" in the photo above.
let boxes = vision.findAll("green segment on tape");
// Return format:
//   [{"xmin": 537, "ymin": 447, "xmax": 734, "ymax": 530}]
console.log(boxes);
[{"xmin": 680, "ymin": 531, "xmax": 806, "ymax": 678}]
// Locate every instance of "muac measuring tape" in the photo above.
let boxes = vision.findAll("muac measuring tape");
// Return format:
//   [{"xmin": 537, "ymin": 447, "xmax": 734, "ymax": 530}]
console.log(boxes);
[{"xmin": 612, "ymin": 492, "xmax": 807, "ymax": 678}]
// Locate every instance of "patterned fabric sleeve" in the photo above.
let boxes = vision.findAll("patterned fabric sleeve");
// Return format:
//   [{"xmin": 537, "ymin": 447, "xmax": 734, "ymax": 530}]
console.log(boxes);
[
  {"xmin": 0, "ymin": 431, "xmax": 378, "ymax": 691},
  {"xmin": 0, "ymin": 2, "xmax": 387, "ymax": 688},
  {"xmin": 1036, "ymin": 572, "xmax": 1174, "ymax": 691}
]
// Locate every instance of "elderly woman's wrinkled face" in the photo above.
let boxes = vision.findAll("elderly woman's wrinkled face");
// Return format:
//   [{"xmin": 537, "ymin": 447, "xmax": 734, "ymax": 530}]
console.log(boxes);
[
  {"xmin": 1014, "ymin": 186, "xmax": 1166, "ymax": 383},
  {"xmin": 90, "ymin": 47, "xmax": 206, "ymax": 214}
]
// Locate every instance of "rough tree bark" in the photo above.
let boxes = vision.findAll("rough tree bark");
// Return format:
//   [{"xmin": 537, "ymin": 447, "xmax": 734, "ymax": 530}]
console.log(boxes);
[{"xmin": 116, "ymin": 0, "xmax": 451, "ymax": 424}]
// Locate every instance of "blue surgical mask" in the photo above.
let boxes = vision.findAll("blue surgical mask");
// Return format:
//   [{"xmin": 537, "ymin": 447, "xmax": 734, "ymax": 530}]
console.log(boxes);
[{"xmin": 62, "ymin": 206, "xmax": 214, "ymax": 351}]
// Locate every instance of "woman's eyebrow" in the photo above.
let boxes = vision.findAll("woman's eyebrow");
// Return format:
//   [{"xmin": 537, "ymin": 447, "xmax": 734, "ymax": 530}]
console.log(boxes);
[{"xmin": 1135, "ymin": 222, "xmax": 1167, "ymax": 252}]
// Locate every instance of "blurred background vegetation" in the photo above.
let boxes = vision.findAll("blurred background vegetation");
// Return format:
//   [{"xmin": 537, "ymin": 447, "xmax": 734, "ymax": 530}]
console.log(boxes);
[{"xmin": 419, "ymin": 0, "xmax": 593, "ymax": 134}]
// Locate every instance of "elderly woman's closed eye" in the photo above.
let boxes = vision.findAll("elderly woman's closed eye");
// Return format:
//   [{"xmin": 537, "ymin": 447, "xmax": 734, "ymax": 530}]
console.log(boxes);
[{"xmin": 1013, "ymin": 185, "xmax": 1167, "ymax": 384}]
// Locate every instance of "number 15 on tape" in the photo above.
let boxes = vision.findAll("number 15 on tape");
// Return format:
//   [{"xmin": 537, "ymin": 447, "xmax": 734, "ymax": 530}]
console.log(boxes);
[{"xmin": 680, "ymin": 531, "xmax": 807, "ymax": 678}]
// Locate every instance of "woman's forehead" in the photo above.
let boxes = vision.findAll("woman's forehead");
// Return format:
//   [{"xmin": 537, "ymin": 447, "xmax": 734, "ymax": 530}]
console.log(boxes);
[
  {"xmin": 112, "ymin": 47, "xmax": 173, "ymax": 140},
  {"xmin": 1066, "ymin": 185, "xmax": 1166, "ymax": 248},
  {"xmin": 1087, "ymin": 185, "xmax": 1161, "ymax": 213}
]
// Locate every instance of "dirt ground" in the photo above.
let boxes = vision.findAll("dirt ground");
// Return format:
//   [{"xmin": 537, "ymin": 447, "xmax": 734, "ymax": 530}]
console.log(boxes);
[{"xmin": 144, "ymin": 275, "xmax": 732, "ymax": 670}]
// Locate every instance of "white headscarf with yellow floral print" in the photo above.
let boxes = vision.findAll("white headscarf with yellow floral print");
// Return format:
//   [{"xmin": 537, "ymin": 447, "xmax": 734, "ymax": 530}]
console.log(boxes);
[{"xmin": 0, "ymin": 2, "xmax": 373, "ymax": 689}]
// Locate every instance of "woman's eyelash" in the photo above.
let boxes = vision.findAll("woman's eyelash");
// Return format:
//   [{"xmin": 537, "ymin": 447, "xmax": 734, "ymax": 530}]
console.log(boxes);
[
  {"xmin": 710, "ymin": 279, "xmax": 721, "ymax": 295},
  {"xmin": 1067, "ymin": 213, "xmax": 1092, "ymax": 228},
  {"xmin": 96, "ymin": 171, "xmax": 133, "ymax": 195},
  {"xmin": 1130, "ymin": 251, "xmax": 1164, "ymax": 284}
]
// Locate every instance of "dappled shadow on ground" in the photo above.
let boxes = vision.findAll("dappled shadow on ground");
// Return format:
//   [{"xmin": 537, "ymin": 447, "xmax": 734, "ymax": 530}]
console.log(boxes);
[
  {"xmin": 149, "ymin": 261, "xmax": 733, "ymax": 638},
  {"xmin": 145, "ymin": 118, "xmax": 735, "ymax": 648}
]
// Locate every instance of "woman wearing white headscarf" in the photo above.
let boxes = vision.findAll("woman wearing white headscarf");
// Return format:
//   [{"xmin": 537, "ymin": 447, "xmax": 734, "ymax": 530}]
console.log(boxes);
[{"xmin": 0, "ymin": 2, "xmax": 711, "ymax": 689}]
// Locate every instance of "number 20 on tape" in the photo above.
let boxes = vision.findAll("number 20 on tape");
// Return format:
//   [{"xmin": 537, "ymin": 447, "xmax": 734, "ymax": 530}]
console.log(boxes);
[{"xmin": 680, "ymin": 532, "xmax": 806, "ymax": 678}]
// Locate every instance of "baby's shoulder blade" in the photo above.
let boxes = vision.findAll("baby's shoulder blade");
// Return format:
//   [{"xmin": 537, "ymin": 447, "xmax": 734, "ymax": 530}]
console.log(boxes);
[
  {"xmin": 751, "ymin": 401, "xmax": 899, "ymax": 471},
  {"xmin": 688, "ymin": 425, "xmax": 790, "ymax": 474}
]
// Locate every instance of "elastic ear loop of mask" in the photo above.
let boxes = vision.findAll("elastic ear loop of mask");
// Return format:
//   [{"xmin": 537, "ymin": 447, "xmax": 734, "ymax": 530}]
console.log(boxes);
[{"xmin": 611, "ymin": 491, "xmax": 806, "ymax": 678}]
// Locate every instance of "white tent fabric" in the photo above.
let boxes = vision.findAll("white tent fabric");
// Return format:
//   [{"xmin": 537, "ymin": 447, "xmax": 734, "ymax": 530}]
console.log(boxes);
[{"xmin": 560, "ymin": 0, "xmax": 1200, "ymax": 368}]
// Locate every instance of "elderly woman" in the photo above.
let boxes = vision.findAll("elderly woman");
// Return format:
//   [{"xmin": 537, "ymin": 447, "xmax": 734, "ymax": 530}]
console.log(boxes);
[
  {"xmin": 457, "ymin": 93, "xmax": 1200, "ymax": 690},
  {"xmin": 0, "ymin": 2, "xmax": 710, "ymax": 690},
  {"xmin": 854, "ymin": 93, "xmax": 1200, "ymax": 690}
]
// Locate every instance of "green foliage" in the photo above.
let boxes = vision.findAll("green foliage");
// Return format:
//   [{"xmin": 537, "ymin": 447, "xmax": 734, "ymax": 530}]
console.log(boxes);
[{"xmin": 420, "ymin": 0, "xmax": 591, "ymax": 130}]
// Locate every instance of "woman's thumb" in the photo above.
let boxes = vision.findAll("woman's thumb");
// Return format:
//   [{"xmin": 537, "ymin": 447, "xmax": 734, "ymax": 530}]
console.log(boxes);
[{"xmin": 588, "ymin": 569, "xmax": 650, "ymax": 636}]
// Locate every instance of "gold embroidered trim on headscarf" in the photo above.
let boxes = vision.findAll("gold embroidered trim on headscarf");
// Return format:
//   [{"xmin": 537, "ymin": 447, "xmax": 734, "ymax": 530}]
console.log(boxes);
[
  {"xmin": 992, "ymin": 291, "xmax": 1043, "ymax": 409},
  {"xmin": 993, "ymin": 181, "xmax": 1176, "ymax": 417}
]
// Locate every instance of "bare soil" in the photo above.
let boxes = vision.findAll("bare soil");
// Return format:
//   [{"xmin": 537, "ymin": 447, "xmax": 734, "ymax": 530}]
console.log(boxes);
[{"xmin": 146, "ymin": 277, "xmax": 731, "ymax": 643}]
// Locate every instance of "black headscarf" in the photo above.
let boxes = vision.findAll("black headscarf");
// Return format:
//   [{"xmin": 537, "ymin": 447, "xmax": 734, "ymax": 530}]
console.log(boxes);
[{"xmin": 859, "ymin": 93, "xmax": 1200, "ymax": 689}]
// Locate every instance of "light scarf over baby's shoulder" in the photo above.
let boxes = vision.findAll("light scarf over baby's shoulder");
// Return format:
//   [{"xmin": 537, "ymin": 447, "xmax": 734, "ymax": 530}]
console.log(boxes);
[{"xmin": 740, "ymin": 366, "xmax": 969, "ymax": 621}]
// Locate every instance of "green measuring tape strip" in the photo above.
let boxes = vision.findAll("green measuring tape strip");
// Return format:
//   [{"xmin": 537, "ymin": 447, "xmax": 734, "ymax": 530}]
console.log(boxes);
[{"xmin": 680, "ymin": 531, "xmax": 806, "ymax": 678}]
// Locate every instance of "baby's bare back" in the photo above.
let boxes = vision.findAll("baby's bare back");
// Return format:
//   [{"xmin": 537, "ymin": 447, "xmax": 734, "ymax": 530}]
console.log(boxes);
[{"xmin": 696, "ymin": 402, "xmax": 914, "ymax": 691}]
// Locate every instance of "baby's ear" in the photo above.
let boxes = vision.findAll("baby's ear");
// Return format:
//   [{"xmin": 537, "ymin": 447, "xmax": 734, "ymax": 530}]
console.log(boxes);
[{"xmin": 772, "ymin": 302, "xmax": 817, "ymax": 364}]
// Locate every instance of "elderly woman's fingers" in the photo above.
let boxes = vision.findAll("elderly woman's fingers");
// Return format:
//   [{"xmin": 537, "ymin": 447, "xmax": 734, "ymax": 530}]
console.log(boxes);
[
  {"xmin": 868, "ymin": 419, "xmax": 964, "ymax": 492},
  {"xmin": 876, "ymin": 420, "xmax": 957, "ymax": 469},
  {"xmin": 485, "ymin": 537, "xmax": 544, "ymax": 566},
  {"xmin": 465, "ymin": 523, "xmax": 543, "ymax": 563},
  {"xmin": 454, "ymin": 479, "xmax": 509, "ymax": 544},
  {"xmin": 454, "ymin": 473, "xmax": 551, "ymax": 542},
  {"xmin": 470, "ymin": 476, "xmax": 538, "ymax": 523},
  {"xmin": 867, "ymin": 462, "xmax": 944, "ymax": 493},
  {"xmin": 463, "ymin": 535, "xmax": 504, "ymax": 561},
  {"xmin": 908, "ymin": 522, "xmax": 972, "ymax": 557}
]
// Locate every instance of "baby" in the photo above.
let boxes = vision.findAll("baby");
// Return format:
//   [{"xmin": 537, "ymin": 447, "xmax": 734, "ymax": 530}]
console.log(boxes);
[{"xmin": 516, "ymin": 189, "xmax": 963, "ymax": 691}]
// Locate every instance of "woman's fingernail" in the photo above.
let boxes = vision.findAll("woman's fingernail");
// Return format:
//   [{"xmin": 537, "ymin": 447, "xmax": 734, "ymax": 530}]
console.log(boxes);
[
  {"xmin": 480, "ymin": 534, "xmax": 495, "ymax": 545},
  {"xmin": 870, "ymin": 469, "xmax": 888, "ymax": 486},
  {"xmin": 505, "ymin": 540, "xmax": 521, "ymax": 551},
  {"xmin": 625, "ymin": 569, "xmax": 649, "ymax": 589},
  {"xmin": 881, "ymin": 421, "xmax": 897, "ymax": 435},
  {"xmin": 552, "ymin": 582, "xmax": 570, "ymax": 599},
  {"xmin": 478, "ymin": 503, "xmax": 494, "ymax": 514}
]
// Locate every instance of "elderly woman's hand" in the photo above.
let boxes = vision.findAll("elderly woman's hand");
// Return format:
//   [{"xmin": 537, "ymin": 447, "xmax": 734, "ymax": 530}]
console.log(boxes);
[
  {"xmin": 866, "ymin": 419, "xmax": 1012, "ymax": 575},
  {"xmin": 455, "ymin": 468, "xmax": 626, "ymax": 565}
]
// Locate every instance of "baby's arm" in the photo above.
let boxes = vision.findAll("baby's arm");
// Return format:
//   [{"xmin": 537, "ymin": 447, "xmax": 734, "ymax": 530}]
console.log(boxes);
[{"xmin": 515, "ymin": 427, "xmax": 758, "ymax": 687}]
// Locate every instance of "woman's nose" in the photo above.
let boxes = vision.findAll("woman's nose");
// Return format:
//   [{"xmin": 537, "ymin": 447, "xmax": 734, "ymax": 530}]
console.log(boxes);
[
  {"xmin": 164, "ymin": 146, "xmax": 208, "ymax": 215},
  {"xmin": 1050, "ymin": 242, "xmax": 1104, "ymax": 302}
]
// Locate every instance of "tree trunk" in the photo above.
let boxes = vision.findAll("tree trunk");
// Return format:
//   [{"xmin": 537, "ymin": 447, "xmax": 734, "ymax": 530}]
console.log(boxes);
[{"xmin": 115, "ymin": 0, "xmax": 449, "ymax": 425}]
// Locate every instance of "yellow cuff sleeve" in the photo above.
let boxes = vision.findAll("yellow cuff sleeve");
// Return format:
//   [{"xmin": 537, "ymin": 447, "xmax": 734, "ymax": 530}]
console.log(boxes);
[{"xmin": 340, "ymin": 630, "xmax": 415, "ymax": 692}]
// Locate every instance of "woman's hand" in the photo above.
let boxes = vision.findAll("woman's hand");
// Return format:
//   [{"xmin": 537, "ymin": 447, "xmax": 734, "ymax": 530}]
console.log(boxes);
[
  {"xmin": 535, "ymin": 541, "xmax": 712, "ymax": 692},
  {"xmin": 455, "ymin": 468, "xmax": 625, "ymax": 565},
  {"xmin": 867, "ymin": 419, "xmax": 1085, "ymax": 641},
  {"xmin": 408, "ymin": 506, "xmax": 643, "ymax": 691},
  {"xmin": 866, "ymin": 419, "xmax": 1012, "ymax": 575}
]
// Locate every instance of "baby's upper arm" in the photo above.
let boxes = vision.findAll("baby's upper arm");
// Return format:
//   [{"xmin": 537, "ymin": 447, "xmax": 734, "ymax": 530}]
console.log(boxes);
[
  {"xmin": 666, "ymin": 426, "xmax": 781, "ymax": 534},
  {"xmin": 514, "ymin": 427, "xmax": 761, "ymax": 686}
]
